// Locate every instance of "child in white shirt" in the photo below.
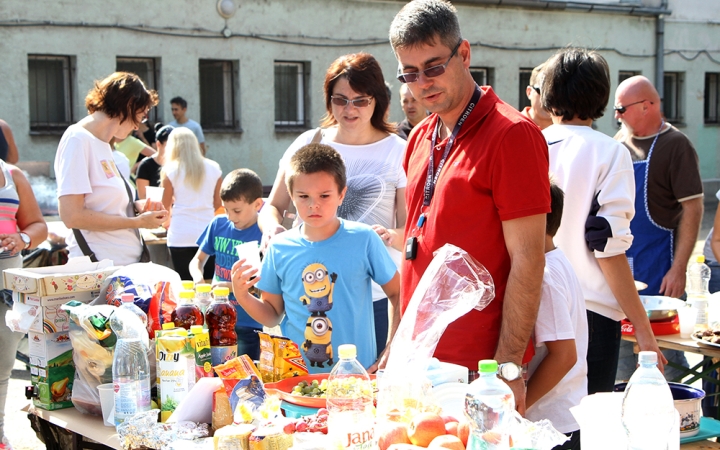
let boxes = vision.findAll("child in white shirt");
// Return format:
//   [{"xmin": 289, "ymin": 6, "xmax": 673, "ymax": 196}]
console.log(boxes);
[{"xmin": 525, "ymin": 181, "xmax": 588, "ymax": 450}]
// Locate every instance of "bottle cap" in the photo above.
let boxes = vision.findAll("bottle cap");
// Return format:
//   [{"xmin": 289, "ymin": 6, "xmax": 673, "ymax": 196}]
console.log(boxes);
[
  {"xmin": 478, "ymin": 359, "xmax": 498, "ymax": 373},
  {"xmin": 638, "ymin": 351, "xmax": 657, "ymax": 364},
  {"xmin": 338, "ymin": 344, "xmax": 357, "ymax": 359},
  {"xmin": 190, "ymin": 325, "xmax": 204, "ymax": 333},
  {"xmin": 120, "ymin": 293, "xmax": 134, "ymax": 303},
  {"xmin": 162, "ymin": 322, "xmax": 176, "ymax": 330},
  {"xmin": 697, "ymin": 255, "xmax": 706, "ymax": 264},
  {"xmin": 179, "ymin": 290, "xmax": 195, "ymax": 299},
  {"xmin": 196, "ymin": 283, "xmax": 212, "ymax": 293},
  {"xmin": 213, "ymin": 287, "xmax": 230, "ymax": 297},
  {"xmin": 182, "ymin": 280, "xmax": 195, "ymax": 291}
]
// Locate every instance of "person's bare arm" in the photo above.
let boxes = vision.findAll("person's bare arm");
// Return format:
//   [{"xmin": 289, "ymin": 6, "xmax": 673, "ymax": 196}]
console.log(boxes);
[
  {"xmin": 259, "ymin": 166, "xmax": 292, "ymax": 249},
  {"xmin": 0, "ymin": 121, "xmax": 19, "ymax": 164},
  {"xmin": 59, "ymin": 194, "xmax": 167, "ymax": 231},
  {"xmin": 230, "ymin": 260, "xmax": 284, "ymax": 326},
  {"xmin": 190, "ymin": 249, "xmax": 211, "ymax": 284},
  {"xmin": 369, "ymin": 273, "xmax": 401, "ymax": 373},
  {"xmin": 660, "ymin": 197, "xmax": 703, "ymax": 298},
  {"xmin": 597, "ymin": 254, "xmax": 666, "ymax": 372},
  {"xmin": 526, "ymin": 339, "xmax": 577, "ymax": 409},
  {"xmin": 494, "ymin": 214, "xmax": 546, "ymax": 416},
  {"xmin": 1, "ymin": 167, "xmax": 47, "ymax": 253},
  {"xmin": 199, "ymin": 142, "xmax": 207, "ymax": 156},
  {"xmin": 136, "ymin": 178, "xmax": 150, "ymax": 199},
  {"xmin": 372, "ymin": 188, "xmax": 408, "ymax": 252},
  {"xmin": 712, "ymin": 202, "xmax": 720, "ymax": 263},
  {"xmin": 140, "ymin": 145, "xmax": 156, "ymax": 157},
  {"xmin": 213, "ymin": 177, "xmax": 222, "ymax": 211}
]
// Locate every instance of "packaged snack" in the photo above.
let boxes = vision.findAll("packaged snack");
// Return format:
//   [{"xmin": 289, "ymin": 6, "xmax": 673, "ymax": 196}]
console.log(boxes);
[
  {"xmin": 228, "ymin": 375, "xmax": 266, "ymax": 424},
  {"xmin": 212, "ymin": 387, "xmax": 233, "ymax": 431},
  {"xmin": 258, "ymin": 333, "xmax": 275, "ymax": 383},
  {"xmin": 257, "ymin": 332, "xmax": 308, "ymax": 382},
  {"xmin": 248, "ymin": 425, "xmax": 293, "ymax": 450},
  {"xmin": 214, "ymin": 423, "xmax": 255, "ymax": 450},
  {"xmin": 214, "ymin": 355, "xmax": 262, "ymax": 380}
]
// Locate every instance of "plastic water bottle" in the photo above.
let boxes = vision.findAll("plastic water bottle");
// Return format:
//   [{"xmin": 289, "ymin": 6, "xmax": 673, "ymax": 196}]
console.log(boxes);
[
  {"xmin": 195, "ymin": 283, "xmax": 212, "ymax": 317},
  {"xmin": 120, "ymin": 293, "xmax": 148, "ymax": 329},
  {"xmin": 688, "ymin": 255, "xmax": 712, "ymax": 330},
  {"xmin": 621, "ymin": 351, "xmax": 676, "ymax": 449},
  {"xmin": 205, "ymin": 287, "xmax": 237, "ymax": 366},
  {"xmin": 327, "ymin": 344, "xmax": 375, "ymax": 449},
  {"xmin": 113, "ymin": 337, "xmax": 152, "ymax": 425},
  {"xmin": 464, "ymin": 360, "xmax": 515, "ymax": 450}
]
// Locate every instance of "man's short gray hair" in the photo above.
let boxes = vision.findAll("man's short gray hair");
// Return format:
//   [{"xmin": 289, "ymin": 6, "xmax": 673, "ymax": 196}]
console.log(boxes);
[{"xmin": 389, "ymin": 0, "xmax": 462, "ymax": 53}]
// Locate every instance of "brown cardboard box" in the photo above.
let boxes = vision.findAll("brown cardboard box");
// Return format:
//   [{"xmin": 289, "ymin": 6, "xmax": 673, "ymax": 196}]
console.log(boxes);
[{"xmin": 3, "ymin": 257, "xmax": 117, "ymax": 296}]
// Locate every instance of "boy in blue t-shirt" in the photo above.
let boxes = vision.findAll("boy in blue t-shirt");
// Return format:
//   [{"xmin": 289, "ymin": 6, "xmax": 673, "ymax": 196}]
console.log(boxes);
[
  {"xmin": 231, "ymin": 144, "xmax": 400, "ymax": 373},
  {"xmin": 190, "ymin": 168, "xmax": 265, "ymax": 360}
]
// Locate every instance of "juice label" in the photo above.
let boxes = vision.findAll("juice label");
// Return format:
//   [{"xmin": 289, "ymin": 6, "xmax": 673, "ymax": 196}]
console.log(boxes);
[
  {"xmin": 156, "ymin": 334, "xmax": 195, "ymax": 421},
  {"xmin": 190, "ymin": 328, "xmax": 213, "ymax": 380},
  {"xmin": 211, "ymin": 345, "xmax": 237, "ymax": 367}
]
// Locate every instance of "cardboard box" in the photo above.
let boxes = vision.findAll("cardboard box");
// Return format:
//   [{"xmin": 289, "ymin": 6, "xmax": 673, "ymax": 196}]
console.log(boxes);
[
  {"xmin": 16, "ymin": 291, "xmax": 98, "ymax": 334},
  {"xmin": 3, "ymin": 257, "xmax": 117, "ymax": 296},
  {"xmin": 28, "ymin": 331, "xmax": 74, "ymax": 368},
  {"xmin": 30, "ymin": 363, "xmax": 75, "ymax": 410}
]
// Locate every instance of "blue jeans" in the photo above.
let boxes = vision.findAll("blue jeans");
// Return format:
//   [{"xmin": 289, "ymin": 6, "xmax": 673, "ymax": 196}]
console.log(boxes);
[
  {"xmin": 617, "ymin": 341, "xmax": 689, "ymax": 382},
  {"xmin": 373, "ymin": 298, "xmax": 388, "ymax": 358},
  {"xmin": 235, "ymin": 325, "xmax": 261, "ymax": 362},
  {"xmin": 586, "ymin": 311, "xmax": 621, "ymax": 394}
]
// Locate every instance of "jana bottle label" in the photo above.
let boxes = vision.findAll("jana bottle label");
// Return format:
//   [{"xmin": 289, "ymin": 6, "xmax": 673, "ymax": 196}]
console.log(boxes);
[
  {"xmin": 210, "ymin": 345, "xmax": 237, "ymax": 367},
  {"xmin": 114, "ymin": 380, "xmax": 151, "ymax": 425}
]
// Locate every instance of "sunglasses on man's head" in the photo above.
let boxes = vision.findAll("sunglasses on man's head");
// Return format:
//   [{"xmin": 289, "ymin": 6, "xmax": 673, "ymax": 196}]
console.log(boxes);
[
  {"xmin": 614, "ymin": 99, "xmax": 651, "ymax": 114},
  {"xmin": 330, "ymin": 96, "xmax": 373, "ymax": 108},
  {"xmin": 396, "ymin": 39, "xmax": 463, "ymax": 84}
]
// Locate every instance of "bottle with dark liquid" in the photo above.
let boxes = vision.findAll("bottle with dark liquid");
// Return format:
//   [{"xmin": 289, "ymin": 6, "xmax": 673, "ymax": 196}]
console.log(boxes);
[
  {"xmin": 205, "ymin": 287, "xmax": 237, "ymax": 366},
  {"xmin": 172, "ymin": 290, "xmax": 204, "ymax": 330}
]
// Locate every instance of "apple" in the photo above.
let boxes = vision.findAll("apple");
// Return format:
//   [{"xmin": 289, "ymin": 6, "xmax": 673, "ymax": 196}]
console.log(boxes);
[
  {"xmin": 428, "ymin": 434, "xmax": 465, "ymax": 449},
  {"xmin": 441, "ymin": 415, "xmax": 459, "ymax": 424},
  {"xmin": 408, "ymin": 412, "xmax": 447, "ymax": 447},
  {"xmin": 445, "ymin": 421, "xmax": 459, "ymax": 436},
  {"xmin": 387, "ymin": 445, "xmax": 425, "ymax": 450},
  {"xmin": 457, "ymin": 421, "xmax": 470, "ymax": 447},
  {"xmin": 378, "ymin": 422, "xmax": 411, "ymax": 450}
]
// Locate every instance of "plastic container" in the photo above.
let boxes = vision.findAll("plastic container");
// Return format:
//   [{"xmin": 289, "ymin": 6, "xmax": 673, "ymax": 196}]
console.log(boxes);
[
  {"xmin": 326, "ymin": 344, "xmax": 375, "ymax": 449},
  {"xmin": 172, "ymin": 289, "xmax": 204, "ymax": 329},
  {"xmin": 205, "ymin": 287, "xmax": 237, "ymax": 366},
  {"xmin": 687, "ymin": 255, "xmax": 711, "ymax": 331},
  {"xmin": 119, "ymin": 293, "xmax": 148, "ymax": 328},
  {"xmin": 621, "ymin": 351, "xmax": 676, "ymax": 449},
  {"xmin": 195, "ymin": 283, "xmax": 212, "ymax": 316},
  {"xmin": 112, "ymin": 337, "xmax": 151, "ymax": 425},
  {"xmin": 465, "ymin": 359, "xmax": 515, "ymax": 450}
]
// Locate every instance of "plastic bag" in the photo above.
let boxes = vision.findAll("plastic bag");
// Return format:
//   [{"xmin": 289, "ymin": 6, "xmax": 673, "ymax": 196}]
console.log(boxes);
[
  {"xmin": 5, "ymin": 299, "xmax": 38, "ymax": 333},
  {"xmin": 507, "ymin": 410, "xmax": 569, "ymax": 450},
  {"xmin": 377, "ymin": 243, "xmax": 495, "ymax": 418}
]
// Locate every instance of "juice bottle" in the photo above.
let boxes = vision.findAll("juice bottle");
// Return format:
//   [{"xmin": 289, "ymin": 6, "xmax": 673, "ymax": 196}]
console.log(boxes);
[
  {"xmin": 181, "ymin": 280, "xmax": 195, "ymax": 291},
  {"xmin": 172, "ymin": 290, "xmax": 204, "ymax": 329},
  {"xmin": 205, "ymin": 287, "xmax": 238, "ymax": 366}
]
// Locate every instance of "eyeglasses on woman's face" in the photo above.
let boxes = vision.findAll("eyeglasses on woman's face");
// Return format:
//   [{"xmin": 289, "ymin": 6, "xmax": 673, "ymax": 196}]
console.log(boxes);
[
  {"xmin": 396, "ymin": 39, "xmax": 463, "ymax": 84},
  {"xmin": 330, "ymin": 96, "xmax": 373, "ymax": 108}
]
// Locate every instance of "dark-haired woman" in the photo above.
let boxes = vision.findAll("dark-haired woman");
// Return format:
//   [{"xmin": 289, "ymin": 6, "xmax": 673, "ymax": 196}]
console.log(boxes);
[
  {"xmin": 136, "ymin": 124, "xmax": 174, "ymax": 199},
  {"xmin": 54, "ymin": 72, "xmax": 168, "ymax": 265},
  {"xmin": 259, "ymin": 52, "xmax": 406, "ymax": 362}
]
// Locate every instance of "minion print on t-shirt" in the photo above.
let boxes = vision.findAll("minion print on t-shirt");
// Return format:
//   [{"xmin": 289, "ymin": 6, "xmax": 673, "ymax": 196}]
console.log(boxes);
[{"xmin": 299, "ymin": 262, "xmax": 337, "ymax": 368}]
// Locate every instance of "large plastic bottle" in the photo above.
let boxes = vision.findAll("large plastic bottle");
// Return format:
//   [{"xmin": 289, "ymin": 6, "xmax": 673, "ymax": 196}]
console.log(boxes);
[
  {"xmin": 621, "ymin": 351, "xmax": 676, "ymax": 450},
  {"xmin": 172, "ymin": 290, "xmax": 204, "ymax": 329},
  {"xmin": 464, "ymin": 360, "xmax": 515, "ymax": 450},
  {"xmin": 120, "ymin": 293, "xmax": 148, "ymax": 329},
  {"xmin": 326, "ymin": 344, "xmax": 375, "ymax": 450},
  {"xmin": 205, "ymin": 287, "xmax": 237, "ymax": 366},
  {"xmin": 195, "ymin": 283, "xmax": 213, "ymax": 317},
  {"xmin": 688, "ymin": 255, "xmax": 712, "ymax": 330}
]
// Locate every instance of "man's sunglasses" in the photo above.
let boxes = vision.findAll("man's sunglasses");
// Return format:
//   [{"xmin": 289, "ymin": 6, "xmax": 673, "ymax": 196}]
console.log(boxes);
[
  {"xmin": 396, "ymin": 39, "xmax": 463, "ymax": 84},
  {"xmin": 614, "ymin": 99, "xmax": 651, "ymax": 115},
  {"xmin": 330, "ymin": 96, "xmax": 373, "ymax": 108}
]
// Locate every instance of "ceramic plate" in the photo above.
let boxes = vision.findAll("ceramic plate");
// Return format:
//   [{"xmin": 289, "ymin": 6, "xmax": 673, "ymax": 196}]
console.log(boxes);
[
  {"xmin": 691, "ymin": 334, "xmax": 720, "ymax": 348},
  {"xmin": 430, "ymin": 382, "xmax": 470, "ymax": 420}
]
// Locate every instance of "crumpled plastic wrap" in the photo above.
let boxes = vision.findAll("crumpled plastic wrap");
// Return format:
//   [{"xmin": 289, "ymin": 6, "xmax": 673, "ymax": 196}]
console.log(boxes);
[
  {"xmin": 508, "ymin": 410, "xmax": 569, "ymax": 450},
  {"xmin": 378, "ymin": 243, "xmax": 495, "ymax": 418},
  {"xmin": 117, "ymin": 410, "xmax": 210, "ymax": 450}
]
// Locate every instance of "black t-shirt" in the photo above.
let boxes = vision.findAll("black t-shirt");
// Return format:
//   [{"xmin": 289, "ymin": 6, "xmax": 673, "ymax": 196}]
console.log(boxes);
[{"xmin": 136, "ymin": 157, "xmax": 162, "ymax": 187}]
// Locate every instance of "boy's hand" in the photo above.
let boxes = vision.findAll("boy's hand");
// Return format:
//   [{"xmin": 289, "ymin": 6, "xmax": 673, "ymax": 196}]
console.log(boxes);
[
  {"xmin": 230, "ymin": 259, "xmax": 260, "ymax": 293},
  {"xmin": 371, "ymin": 224, "xmax": 395, "ymax": 247}
]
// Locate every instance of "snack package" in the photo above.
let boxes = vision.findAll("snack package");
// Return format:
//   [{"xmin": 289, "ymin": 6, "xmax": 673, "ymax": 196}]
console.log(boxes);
[
  {"xmin": 377, "ymin": 244, "xmax": 495, "ymax": 419},
  {"xmin": 228, "ymin": 375, "xmax": 266, "ymax": 424},
  {"xmin": 213, "ymin": 387, "xmax": 233, "ymax": 431},
  {"xmin": 214, "ymin": 423, "xmax": 255, "ymax": 450},
  {"xmin": 215, "ymin": 355, "xmax": 262, "ymax": 381},
  {"xmin": 248, "ymin": 425, "xmax": 293, "ymax": 450},
  {"xmin": 257, "ymin": 332, "xmax": 308, "ymax": 382}
]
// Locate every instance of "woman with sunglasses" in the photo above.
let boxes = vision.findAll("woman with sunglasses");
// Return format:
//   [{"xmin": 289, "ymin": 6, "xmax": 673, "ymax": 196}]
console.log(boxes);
[
  {"xmin": 55, "ymin": 72, "xmax": 168, "ymax": 265},
  {"xmin": 260, "ymin": 52, "xmax": 407, "ymax": 359}
]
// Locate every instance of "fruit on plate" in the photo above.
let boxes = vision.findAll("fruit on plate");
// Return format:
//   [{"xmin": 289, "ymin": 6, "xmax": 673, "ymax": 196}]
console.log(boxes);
[
  {"xmin": 408, "ymin": 412, "xmax": 446, "ymax": 447},
  {"xmin": 441, "ymin": 415, "xmax": 459, "ymax": 424},
  {"xmin": 428, "ymin": 434, "xmax": 465, "ymax": 449},
  {"xmin": 292, "ymin": 379, "xmax": 328, "ymax": 398},
  {"xmin": 456, "ymin": 421, "xmax": 470, "ymax": 447},
  {"xmin": 378, "ymin": 422, "xmax": 411, "ymax": 450},
  {"xmin": 387, "ymin": 445, "xmax": 425, "ymax": 450},
  {"xmin": 445, "ymin": 421, "xmax": 459, "ymax": 436},
  {"xmin": 282, "ymin": 408, "xmax": 329, "ymax": 435}
]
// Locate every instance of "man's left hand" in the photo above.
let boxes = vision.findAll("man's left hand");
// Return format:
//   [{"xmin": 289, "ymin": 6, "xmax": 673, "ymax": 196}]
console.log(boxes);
[
  {"xmin": 659, "ymin": 265, "xmax": 687, "ymax": 298},
  {"xmin": 504, "ymin": 378, "xmax": 527, "ymax": 416}
]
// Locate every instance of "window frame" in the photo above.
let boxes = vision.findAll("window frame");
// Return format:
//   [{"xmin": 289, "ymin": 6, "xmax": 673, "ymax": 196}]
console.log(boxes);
[
  {"xmin": 28, "ymin": 54, "xmax": 74, "ymax": 133},
  {"xmin": 116, "ymin": 57, "xmax": 160, "ymax": 124},
  {"xmin": 274, "ymin": 61, "xmax": 310, "ymax": 130},
  {"xmin": 470, "ymin": 67, "xmax": 493, "ymax": 87},
  {"xmin": 518, "ymin": 68, "xmax": 533, "ymax": 111},
  {"xmin": 198, "ymin": 59, "xmax": 240, "ymax": 132},
  {"xmin": 663, "ymin": 71, "xmax": 685, "ymax": 125},
  {"xmin": 705, "ymin": 72, "xmax": 720, "ymax": 125}
]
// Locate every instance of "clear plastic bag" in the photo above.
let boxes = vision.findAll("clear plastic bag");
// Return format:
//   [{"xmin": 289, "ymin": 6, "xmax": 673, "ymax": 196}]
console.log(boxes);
[{"xmin": 378, "ymin": 243, "xmax": 495, "ymax": 418}]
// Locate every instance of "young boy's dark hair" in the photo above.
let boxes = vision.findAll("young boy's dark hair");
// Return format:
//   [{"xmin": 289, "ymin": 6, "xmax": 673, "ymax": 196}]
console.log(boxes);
[
  {"xmin": 541, "ymin": 47, "xmax": 610, "ymax": 122},
  {"xmin": 547, "ymin": 180, "xmax": 565, "ymax": 237},
  {"xmin": 286, "ymin": 143, "xmax": 347, "ymax": 194},
  {"xmin": 220, "ymin": 168, "xmax": 264, "ymax": 203},
  {"xmin": 170, "ymin": 96, "xmax": 188, "ymax": 109}
]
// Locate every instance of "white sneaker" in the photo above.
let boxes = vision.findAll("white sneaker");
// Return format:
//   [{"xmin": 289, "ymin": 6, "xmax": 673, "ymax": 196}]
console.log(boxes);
[{"xmin": 0, "ymin": 436, "xmax": 13, "ymax": 450}]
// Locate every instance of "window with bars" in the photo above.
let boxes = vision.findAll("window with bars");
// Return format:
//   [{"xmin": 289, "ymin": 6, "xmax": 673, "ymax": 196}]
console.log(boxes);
[
  {"xmin": 705, "ymin": 73, "xmax": 720, "ymax": 124},
  {"xmin": 518, "ymin": 68, "xmax": 533, "ymax": 111},
  {"xmin": 116, "ymin": 57, "xmax": 160, "ymax": 123},
  {"xmin": 275, "ymin": 62, "xmax": 309, "ymax": 128},
  {"xmin": 199, "ymin": 59, "xmax": 237, "ymax": 130},
  {"xmin": 619, "ymin": 70, "xmax": 640, "ymax": 85},
  {"xmin": 663, "ymin": 72, "xmax": 684, "ymax": 124},
  {"xmin": 28, "ymin": 55, "xmax": 73, "ymax": 132},
  {"xmin": 470, "ymin": 67, "xmax": 493, "ymax": 87}
]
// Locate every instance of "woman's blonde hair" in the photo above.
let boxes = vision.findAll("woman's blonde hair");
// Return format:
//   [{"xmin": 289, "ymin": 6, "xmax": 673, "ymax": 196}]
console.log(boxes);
[{"xmin": 161, "ymin": 127, "xmax": 205, "ymax": 191}]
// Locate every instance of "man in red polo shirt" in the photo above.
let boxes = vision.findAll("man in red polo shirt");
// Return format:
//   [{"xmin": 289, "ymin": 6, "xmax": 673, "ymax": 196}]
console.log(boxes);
[{"xmin": 389, "ymin": 0, "xmax": 550, "ymax": 414}]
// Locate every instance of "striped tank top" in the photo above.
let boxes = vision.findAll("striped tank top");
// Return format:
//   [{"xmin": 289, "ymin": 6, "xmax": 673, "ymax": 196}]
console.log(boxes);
[{"xmin": 0, "ymin": 161, "xmax": 19, "ymax": 236}]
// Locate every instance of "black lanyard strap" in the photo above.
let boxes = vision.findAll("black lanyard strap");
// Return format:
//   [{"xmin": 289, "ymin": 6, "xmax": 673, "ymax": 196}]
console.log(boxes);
[{"xmin": 424, "ymin": 85, "xmax": 481, "ymax": 206}]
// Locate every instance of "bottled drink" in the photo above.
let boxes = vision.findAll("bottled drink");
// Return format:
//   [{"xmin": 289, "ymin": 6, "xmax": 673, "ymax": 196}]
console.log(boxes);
[
  {"xmin": 181, "ymin": 280, "xmax": 195, "ymax": 291},
  {"xmin": 205, "ymin": 287, "xmax": 237, "ymax": 366},
  {"xmin": 688, "ymin": 255, "xmax": 712, "ymax": 330},
  {"xmin": 172, "ymin": 290, "xmax": 204, "ymax": 329},
  {"xmin": 464, "ymin": 360, "xmax": 515, "ymax": 450},
  {"xmin": 119, "ymin": 293, "xmax": 148, "ymax": 328},
  {"xmin": 327, "ymin": 344, "xmax": 375, "ymax": 450},
  {"xmin": 621, "ymin": 351, "xmax": 676, "ymax": 450},
  {"xmin": 113, "ymin": 337, "xmax": 152, "ymax": 425},
  {"xmin": 195, "ymin": 283, "xmax": 212, "ymax": 317}
]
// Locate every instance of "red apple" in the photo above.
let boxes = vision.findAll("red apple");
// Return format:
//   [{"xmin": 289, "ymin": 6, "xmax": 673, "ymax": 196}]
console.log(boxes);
[
  {"xmin": 378, "ymin": 422, "xmax": 411, "ymax": 450},
  {"xmin": 408, "ymin": 412, "xmax": 447, "ymax": 447}
]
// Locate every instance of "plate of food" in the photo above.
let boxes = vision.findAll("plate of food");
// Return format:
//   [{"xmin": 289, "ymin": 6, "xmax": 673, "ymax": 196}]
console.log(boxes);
[
  {"xmin": 263, "ymin": 374, "xmax": 377, "ymax": 409},
  {"xmin": 691, "ymin": 330, "xmax": 720, "ymax": 348}
]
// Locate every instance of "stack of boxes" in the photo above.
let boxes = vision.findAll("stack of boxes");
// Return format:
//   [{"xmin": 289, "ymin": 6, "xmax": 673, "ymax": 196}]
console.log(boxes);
[{"xmin": 4, "ymin": 259, "xmax": 117, "ymax": 410}]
